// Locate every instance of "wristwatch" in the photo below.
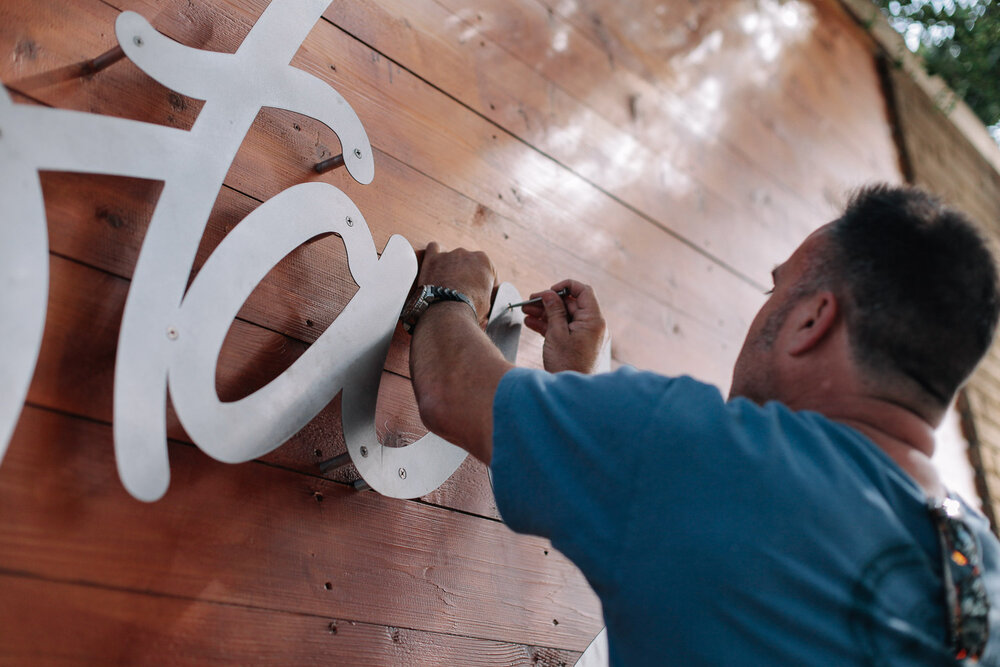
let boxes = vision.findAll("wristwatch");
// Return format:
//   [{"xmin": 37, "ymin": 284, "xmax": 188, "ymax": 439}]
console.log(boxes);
[{"xmin": 400, "ymin": 285, "xmax": 478, "ymax": 334}]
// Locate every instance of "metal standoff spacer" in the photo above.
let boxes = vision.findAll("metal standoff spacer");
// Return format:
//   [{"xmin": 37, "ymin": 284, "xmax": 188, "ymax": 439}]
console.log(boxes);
[
  {"xmin": 318, "ymin": 452, "xmax": 352, "ymax": 473},
  {"xmin": 80, "ymin": 45, "xmax": 126, "ymax": 76},
  {"xmin": 353, "ymin": 479, "xmax": 371, "ymax": 492},
  {"xmin": 313, "ymin": 153, "xmax": 345, "ymax": 174}
]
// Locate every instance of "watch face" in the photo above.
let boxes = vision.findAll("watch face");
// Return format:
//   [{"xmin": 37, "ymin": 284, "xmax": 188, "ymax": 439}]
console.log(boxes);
[
  {"xmin": 401, "ymin": 286, "xmax": 431, "ymax": 333},
  {"xmin": 414, "ymin": 286, "xmax": 434, "ymax": 313},
  {"xmin": 420, "ymin": 285, "xmax": 437, "ymax": 303}
]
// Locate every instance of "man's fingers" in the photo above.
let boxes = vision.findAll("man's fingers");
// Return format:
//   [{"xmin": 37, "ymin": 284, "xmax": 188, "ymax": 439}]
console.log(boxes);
[
  {"xmin": 521, "ymin": 302, "xmax": 545, "ymax": 318},
  {"xmin": 416, "ymin": 242, "xmax": 439, "ymax": 279},
  {"xmin": 541, "ymin": 291, "xmax": 569, "ymax": 337},
  {"xmin": 523, "ymin": 315, "xmax": 547, "ymax": 336},
  {"xmin": 573, "ymin": 284, "xmax": 601, "ymax": 314},
  {"xmin": 550, "ymin": 279, "xmax": 589, "ymax": 299},
  {"xmin": 551, "ymin": 279, "xmax": 602, "ymax": 320}
]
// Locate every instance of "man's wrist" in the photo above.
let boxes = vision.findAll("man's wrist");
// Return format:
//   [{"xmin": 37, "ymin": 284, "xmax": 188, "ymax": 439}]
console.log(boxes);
[
  {"xmin": 401, "ymin": 284, "xmax": 479, "ymax": 334},
  {"xmin": 415, "ymin": 299, "xmax": 479, "ymax": 332}
]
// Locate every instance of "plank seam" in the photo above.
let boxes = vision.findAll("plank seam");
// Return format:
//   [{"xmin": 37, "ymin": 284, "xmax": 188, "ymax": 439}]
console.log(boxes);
[
  {"xmin": 5, "ymin": 74, "xmax": 755, "ymax": 349},
  {"xmin": 315, "ymin": 16, "xmax": 768, "ymax": 293},
  {"xmin": 0, "ymin": 566, "xmax": 567, "ymax": 653},
  {"xmin": 19, "ymin": 400, "xmax": 506, "ymax": 523},
  {"xmin": 430, "ymin": 0, "xmax": 860, "ymax": 217}
]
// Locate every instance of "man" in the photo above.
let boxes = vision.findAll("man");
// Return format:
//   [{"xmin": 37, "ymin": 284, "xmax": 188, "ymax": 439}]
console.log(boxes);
[{"xmin": 404, "ymin": 184, "xmax": 1000, "ymax": 664}]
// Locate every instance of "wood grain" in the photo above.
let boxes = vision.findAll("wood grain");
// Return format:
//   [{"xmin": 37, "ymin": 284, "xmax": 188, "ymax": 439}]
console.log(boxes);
[
  {"xmin": 4, "ymin": 0, "xmax": 767, "ymax": 378},
  {"xmin": 328, "ymin": 0, "xmax": 899, "ymax": 255},
  {"xmin": 1, "ymin": 406, "xmax": 603, "ymax": 650},
  {"xmin": 0, "ymin": 0, "xmax": 915, "ymax": 662},
  {"xmin": 0, "ymin": 574, "xmax": 582, "ymax": 666},
  {"xmin": 24, "ymin": 251, "xmax": 504, "ymax": 518}
]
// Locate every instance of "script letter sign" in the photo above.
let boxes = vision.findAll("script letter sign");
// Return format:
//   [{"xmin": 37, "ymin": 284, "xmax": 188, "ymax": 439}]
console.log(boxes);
[{"xmin": 0, "ymin": 0, "xmax": 521, "ymax": 502}]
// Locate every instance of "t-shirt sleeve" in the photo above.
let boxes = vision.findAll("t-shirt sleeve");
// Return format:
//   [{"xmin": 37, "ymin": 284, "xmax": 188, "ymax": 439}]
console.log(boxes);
[{"xmin": 490, "ymin": 366, "xmax": 680, "ymax": 593}]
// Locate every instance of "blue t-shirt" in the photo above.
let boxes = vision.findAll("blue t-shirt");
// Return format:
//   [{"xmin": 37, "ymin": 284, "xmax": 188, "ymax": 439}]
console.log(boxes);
[{"xmin": 491, "ymin": 367, "xmax": 1000, "ymax": 665}]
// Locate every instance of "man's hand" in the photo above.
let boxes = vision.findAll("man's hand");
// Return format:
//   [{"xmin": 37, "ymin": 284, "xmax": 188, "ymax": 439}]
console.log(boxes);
[
  {"xmin": 417, "ymin": 242, "xmax": 498, "ymax": 328},
  {"xmin": 522, "ymin": 279, "xmax": 607, "ymax": 374},
  {"xmin": 409, "ymin": 243, "xmax": 511, "ymax": 464}
]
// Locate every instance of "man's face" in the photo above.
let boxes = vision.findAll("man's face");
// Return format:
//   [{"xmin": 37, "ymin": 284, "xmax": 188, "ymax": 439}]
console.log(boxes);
[{"xmin": 729, "ymin": 225, "xmax": 833, "ymax": 403}]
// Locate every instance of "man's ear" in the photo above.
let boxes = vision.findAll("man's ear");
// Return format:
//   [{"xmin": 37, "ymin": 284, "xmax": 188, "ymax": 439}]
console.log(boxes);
[{"xmin": 786, "ymin": 291, "xmax": 838, "ymax": 356}]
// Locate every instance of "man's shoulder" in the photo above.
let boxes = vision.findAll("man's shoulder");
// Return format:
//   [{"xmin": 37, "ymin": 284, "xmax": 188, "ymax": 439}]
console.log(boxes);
[
  {"xmin": 496, "ymin": 367, "xmax": 733, "ymax": 435},
  {"xmin": 497, "ymin": 366, "xmax": 863, "ymax": 466},
  {"xmin": 499, "ymin": 365, "xmax": 723, "ymax": 405}
]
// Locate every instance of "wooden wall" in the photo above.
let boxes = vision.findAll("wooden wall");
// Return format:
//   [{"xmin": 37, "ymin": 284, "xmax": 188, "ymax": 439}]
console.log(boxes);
[{"xmin": 0, "ymin": 0, "xmax": 902, "ymax": 662}]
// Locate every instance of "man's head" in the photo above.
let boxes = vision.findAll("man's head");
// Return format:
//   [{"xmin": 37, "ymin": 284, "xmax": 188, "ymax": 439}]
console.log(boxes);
[{"xmin": 730, "ymin": 184, "xmax": 1000, "ymax": 420}]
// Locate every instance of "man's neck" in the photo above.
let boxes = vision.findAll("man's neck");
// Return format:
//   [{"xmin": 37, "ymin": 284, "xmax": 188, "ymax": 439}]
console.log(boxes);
[{"xmin": 795, "ymin": 393, "xmax": 944, "ymax": 498}]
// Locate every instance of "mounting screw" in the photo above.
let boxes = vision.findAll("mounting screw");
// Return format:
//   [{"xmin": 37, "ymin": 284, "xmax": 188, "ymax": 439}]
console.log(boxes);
[
  {"xmin": 166, "ymin": 326, "xmax": 178, "ymax": 340},
  {"xmin": 353, "ymin": 148, "xmax": 362, "ymax": 159},
  {"xmin": 133, "ymin": 36, "xmax": 144, "ymax": 47},
  {"xmin": 398, "ymin": 467, "xmax": 407, "ymax": 479},
  {"xmin": 359, "ymin": 446, "xmax": 368, "ymax": 457},
  {"xmin": 345, "ymin": 216, "xmax": 353, "ymax": 227}
]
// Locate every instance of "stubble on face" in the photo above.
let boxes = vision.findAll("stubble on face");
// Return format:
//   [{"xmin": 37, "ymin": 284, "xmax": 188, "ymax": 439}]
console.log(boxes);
[
  {"xmin": 729, "ymin": 298, "xmax": 795, "ymax": 404},
  {"xmin": 728, "ymin": 225, "xmax": 835, "ymax": 403}
]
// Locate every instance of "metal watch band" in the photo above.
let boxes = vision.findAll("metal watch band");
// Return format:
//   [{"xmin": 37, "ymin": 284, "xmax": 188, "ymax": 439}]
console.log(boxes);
[{"xmin": 401, "ymin": 285, "xmax": 478, "ymax": 334}]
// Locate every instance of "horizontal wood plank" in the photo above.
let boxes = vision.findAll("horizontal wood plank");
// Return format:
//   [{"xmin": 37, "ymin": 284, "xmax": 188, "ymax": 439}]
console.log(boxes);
[
  {"xmin": 0, "ymin": 0, "xmax": 914, "ymax": 662},
  {"xmin": 25, "ymin": 251, "xmax": 503, "ymax": 518},
  {"xmin": 327, "ymin": 0, "xmax": 898, "ymax": 255},
  {"xmin": 0, "ymin": 406, "xmax": 603, "ymax": 650},
  {"xmin": 2, "ymin": 0, "xmax": 766, "ymax": 378},
  {"xmin": 322, "ymin": 0, "xmax": 812, "ymax": 273},
  {"xmin": 0, "ymin": 574, "xmax": 581, "ymax": 665},
  {"xmin": 532, "ymin": 0, "xmax": 898, "ymax": 173}
]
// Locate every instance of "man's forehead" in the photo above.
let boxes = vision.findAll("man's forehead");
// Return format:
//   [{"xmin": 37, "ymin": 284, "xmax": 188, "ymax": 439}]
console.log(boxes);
[
  {"xmin": 808, "ymin": 221, "xmax": 836, "ymax": 240},
  {"xmin": 793, "ymin": 222, "xmax": 834, "ymax": 258},
  {"xmin": 775, "ymin": 222, "xmax": 834, "ymax": 280}
]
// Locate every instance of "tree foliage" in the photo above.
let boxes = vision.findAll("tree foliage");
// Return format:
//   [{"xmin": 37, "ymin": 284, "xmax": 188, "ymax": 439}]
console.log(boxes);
[{"xmin": 872, "ymin": 0, "xmax": 1000, "ymax": 131}]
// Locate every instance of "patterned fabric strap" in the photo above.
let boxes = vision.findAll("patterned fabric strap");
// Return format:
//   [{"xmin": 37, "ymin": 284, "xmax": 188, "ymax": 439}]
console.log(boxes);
[{"xmin": 928, "ymin": 495, "xmax": 990, "ymax": 662}]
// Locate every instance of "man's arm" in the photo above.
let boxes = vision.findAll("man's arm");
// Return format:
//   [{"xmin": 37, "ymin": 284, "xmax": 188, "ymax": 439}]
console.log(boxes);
[
  {"xmin": 409, "ymin": 243, "xmax": 607, "ymax": 465},
  {"xmin": 411, "ymin": 301, "xmax": 511, "ymax": 464},
  {"xmin": 408, "ymin": 243, "xmax": 512, "ymax": 465}
]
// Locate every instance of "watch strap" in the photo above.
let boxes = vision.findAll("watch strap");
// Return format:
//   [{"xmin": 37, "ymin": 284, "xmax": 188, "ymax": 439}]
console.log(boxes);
[{"xmin": 401, "ymin": 285, "xmax": 478, "ymax": 333}]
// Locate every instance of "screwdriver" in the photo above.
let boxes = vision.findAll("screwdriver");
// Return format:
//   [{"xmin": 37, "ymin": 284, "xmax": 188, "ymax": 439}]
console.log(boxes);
[{"xmin": 506, "ymin": 287, "xmax": 570, "ymax": 311}]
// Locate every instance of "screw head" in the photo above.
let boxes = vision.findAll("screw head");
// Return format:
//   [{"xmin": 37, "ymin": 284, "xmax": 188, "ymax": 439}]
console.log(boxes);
[
  {"xmin": 133, "ymin": 36, "xmax": 144, "ymax": 47},
  {"xmin": 398, "ymin": 467, "xmax": 407, "ymax": 479},
  {"xmin": 353, "ymin": 148, "xmax": 362, "ymax": 159},
  {"xmin": 166, "ymin": 326, "xmax": 178, "ymax": 340},
  {"xmin": 345, "ymin": 216, "xmax": 353, "ymax": 227},
  {"xmin": 359, "ymin": 446, "xmax": 368, "ymax": 458}
]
